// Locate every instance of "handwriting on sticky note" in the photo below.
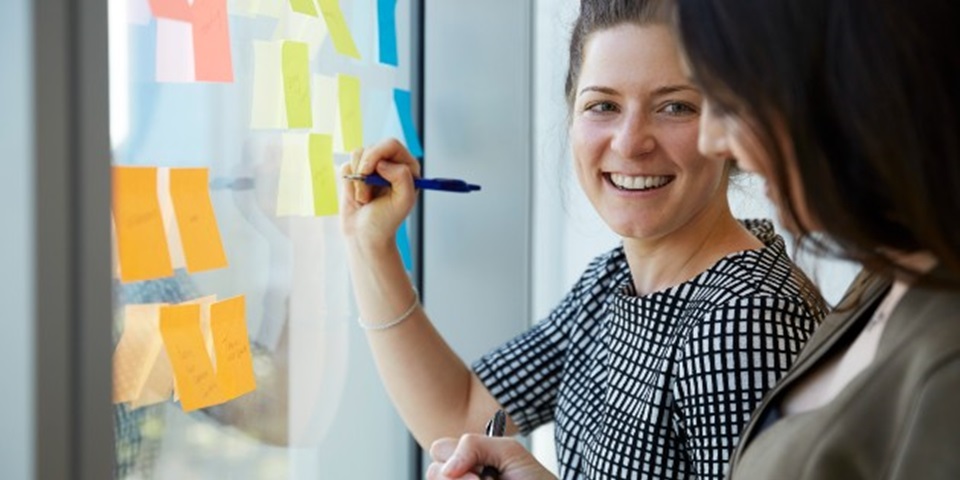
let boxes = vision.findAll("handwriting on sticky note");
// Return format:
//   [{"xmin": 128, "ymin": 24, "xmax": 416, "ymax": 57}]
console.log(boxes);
[
  {"xmin": 338, "ymin": 74, "xmax": 363, "ymax": 152},
  {"xmin": 169, "ymin": 168, "xmax": 228, "ymax": 273},
  {"xmin": 210, "ymin": 296, "xmax": 256, "ymax": 400},
  {"xmin": 282, "ymin": 41, "xmax": 313, "ymax": 129},
  {"xmin": 317, "ymin": 0, "xmax": 361, "ymax": 59},
  {"xmin": 113, "ymin": 166, "xmax": 174, "ymax": 283},
  {"xmin": 160, "ymin": 303, "xmax": 224, "ymax": 411},
  {"xmin": 309, "ymin": 134, "xmax": 339, "ymax": 216}
]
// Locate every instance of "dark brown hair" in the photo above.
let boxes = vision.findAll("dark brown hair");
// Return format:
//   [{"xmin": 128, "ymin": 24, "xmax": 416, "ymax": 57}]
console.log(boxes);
[
  {"xmin": 564, "ymin": 0, "xmax": 675, "ymax": 110},
  {"xmin": 677, "ymin": 0, "xmax": 960, "ymax": 283}
]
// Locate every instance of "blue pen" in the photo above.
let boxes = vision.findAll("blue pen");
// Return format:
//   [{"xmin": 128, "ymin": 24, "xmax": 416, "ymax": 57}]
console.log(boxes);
[{"xmin": 344, "ymin": 173, "xmax": 481, "ymax": 193}]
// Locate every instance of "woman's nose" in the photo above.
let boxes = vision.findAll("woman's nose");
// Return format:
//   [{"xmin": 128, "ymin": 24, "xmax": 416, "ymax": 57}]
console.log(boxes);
[{"xmin": 610, "ymin": 111, "xmax": 656, "ymax": 158}]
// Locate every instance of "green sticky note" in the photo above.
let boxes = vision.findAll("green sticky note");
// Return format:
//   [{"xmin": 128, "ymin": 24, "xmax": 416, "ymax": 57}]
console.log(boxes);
[
  {"xmin": 318, "ymin": 0, "xmax": 361, "ymax": 59},
  {"xmin": 281, "ymin": 41, "xmax": 312, "ymax": 129},
  {"xmin": 308, "ymin": 134, "xmax": 339, "ymax": 216},
  {"xmin": 337, "ymin": 74, "xmax": 363, "ymax": 152},
  {"xmin": 289, "ymin": 0, "xmax": 318, "ymax": 16}
]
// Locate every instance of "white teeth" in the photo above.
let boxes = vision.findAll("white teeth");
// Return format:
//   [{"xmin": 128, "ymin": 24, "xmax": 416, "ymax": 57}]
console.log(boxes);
[{"xmin": 608, "ymin": 173, "xmax": 672, "ymax": 191}]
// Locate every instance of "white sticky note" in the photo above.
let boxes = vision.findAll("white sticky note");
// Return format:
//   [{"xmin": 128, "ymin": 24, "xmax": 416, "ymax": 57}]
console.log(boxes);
[
  {"xmin": 276, "ymin": 133, "xmax": 315, "ymax": 216},
  {"xmin": 312, "ymin": 74, "xmax": 338, "ymax": 135},
  {"xmin": 155, "ymin": 18, "xmax": 196, "ymax": 83},
  {"xmin": 156, "ymin": 167, "xmax": 187, "ymax": 270},
  {"xmin": 250, "ymin": 40, "xmax": 286, "ymax": 129},
  {"xmin": 274, "ymin": 3, "xmax": 329, "ymax": 58}
]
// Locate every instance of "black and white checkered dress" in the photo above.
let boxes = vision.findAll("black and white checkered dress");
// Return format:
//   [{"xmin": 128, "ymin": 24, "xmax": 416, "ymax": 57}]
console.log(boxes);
[{"xmin": 473, "ymin": 220, "xmax": 825, "ymax": 479}]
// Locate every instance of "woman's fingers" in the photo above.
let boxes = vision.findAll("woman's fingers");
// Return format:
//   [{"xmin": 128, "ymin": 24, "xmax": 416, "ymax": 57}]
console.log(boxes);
[{"xmin": 358, "ymin": 138, "xmax": 422, "ymax": 178}]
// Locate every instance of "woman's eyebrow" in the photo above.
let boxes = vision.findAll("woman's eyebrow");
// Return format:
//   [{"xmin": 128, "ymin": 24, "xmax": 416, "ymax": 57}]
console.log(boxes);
[{"xmin": 578, "ymin": 85, "xmax": 619, "ymax": 96}]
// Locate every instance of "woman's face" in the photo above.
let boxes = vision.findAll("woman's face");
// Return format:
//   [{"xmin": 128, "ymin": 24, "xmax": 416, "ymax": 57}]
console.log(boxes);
[
  {"xmin": 697, "ymin": 99, "xmax": 817, "ymax": 232},
  {"xmin": 570, "ymin": 24, "xmax": 730, "ymax": 242}
]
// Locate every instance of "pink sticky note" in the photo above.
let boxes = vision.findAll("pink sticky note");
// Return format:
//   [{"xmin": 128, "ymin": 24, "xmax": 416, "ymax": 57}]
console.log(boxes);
[{"xmin": 191, "ymin": 0, "xmax": 233, "ymax": 82}]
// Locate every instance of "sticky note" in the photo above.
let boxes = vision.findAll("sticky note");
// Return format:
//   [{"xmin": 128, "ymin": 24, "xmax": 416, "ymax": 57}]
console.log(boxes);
[
  {"xmin": 231, "ymin": 0, "xmax": 282, "ymax": 18},
  {"xmin": 337, "ymin": 74, "xmax": 363, "ymax": 153},
  {"xmin": 308, "ymin": 134, "xmax": 338, "ymax": 216},
  {"xmin": 130, "ymin": 0, "xmax": 152, "ymax": 25},
  {"xmin": 377, "ymin": 0, "xmax": 398, "ymax": 66},
  {"xmin": 113, "ymin": 304, "xmax": 165, "ymax": 404},
  {"xmin": 313, "ymin": 74, "xmax": 338, "ymax": 135},
  {"xmin": 397, "ymin": 220, "xmax": 413, "ymax": 272},
  {"xmin": 317, "ymin": 0, "xmax": 360, "ymax": 59},
  {"xmin": 130, "ymin": 346, "xmax": 174, "ymax": 409},
  {"xmin": 394, "ymin": 89, "xmax": 424, "ymax": 157},
  {"xmin": 169, "ymin": 168, "xmax": 228, "ymax": 273},
  {"xmin": 157, "ymin": 168, "xmax": 187, "ymax": 270},
  {"xmin": 282, "ymin": 41, "xmax": 313, "ymax": 129},
  {"xmin": 289, "ymin": 0, "xmax": 318, "ymax": 16},
  {"xmin": 274, "ymin": 2, "xmax": 329, "ymax": 57},
  {"xmin": 191, "ymin": 0, "xmax": 233, "ymax": 82},
  {"xmin": 251, "ymin": 40, "xmax": 286, "ymax": 129},
  {"xmin": 113, "ymin": 166, "xmax": 174, "ymax": 283},
  {"xmin": 210, "ymin": 296, "xmax": 257, "ymax": 401},
  {"xmin": 160, "ymin": 303, "xmax": 224, "ymax": 412},
  {"xmin": 150, "ymin": 0, "xmax": 234, "ymax": 83},
  {"xmin": 155, "ymin": 18, "xmax": 196, "ymax": 83},
  {"xmin": 276, "ymin": 134, "xmax": 315, "ymax": 216}
]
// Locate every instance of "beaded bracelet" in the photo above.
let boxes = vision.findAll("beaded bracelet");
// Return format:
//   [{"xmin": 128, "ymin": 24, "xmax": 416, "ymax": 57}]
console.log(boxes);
[{"xmin": 357, "ymin": 290, "xmax": 420, "ymax": 331}]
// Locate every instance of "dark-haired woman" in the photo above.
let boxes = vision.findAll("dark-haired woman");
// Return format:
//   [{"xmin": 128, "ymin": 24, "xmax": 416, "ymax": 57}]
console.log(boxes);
[{"xmin": 342, "ymin": 1, "xmax": 824, "ymax": 478}]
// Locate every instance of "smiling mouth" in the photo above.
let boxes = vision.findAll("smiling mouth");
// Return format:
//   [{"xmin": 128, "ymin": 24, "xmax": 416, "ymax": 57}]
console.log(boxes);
[{"xmin": 606, "ymin": 173, "xmax": 675, "ymax": 192}]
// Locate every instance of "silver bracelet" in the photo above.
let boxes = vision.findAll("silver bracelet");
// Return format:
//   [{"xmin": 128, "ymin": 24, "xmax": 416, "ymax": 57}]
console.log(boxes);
[{"xmin": 357, "ymin": 290, "xmax": 420, "ymax": 331}]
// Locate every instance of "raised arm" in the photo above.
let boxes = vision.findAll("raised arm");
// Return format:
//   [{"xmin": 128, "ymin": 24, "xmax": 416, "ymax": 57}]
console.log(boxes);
[{"xmin": 340, "ymin": 138, "xmax": 508, "ymax": 448}]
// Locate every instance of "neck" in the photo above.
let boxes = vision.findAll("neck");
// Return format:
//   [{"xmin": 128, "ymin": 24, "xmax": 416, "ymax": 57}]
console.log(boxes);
[{"xmin": 622, "ymin": 205, "xmax": 762, "ymax": 295}]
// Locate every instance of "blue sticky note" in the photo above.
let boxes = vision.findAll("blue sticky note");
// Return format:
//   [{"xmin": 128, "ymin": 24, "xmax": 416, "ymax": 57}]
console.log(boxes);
[
  {"xmin": 394, "ymin": 89, "xmax": 424, "ymax": 158},
  {"xmin": 397, "ymin": 220, "xmax": 414, "ymax": 272},
  {"xmin": 377, "ymin": 0, "xmax": 398, "ymax": 66}
]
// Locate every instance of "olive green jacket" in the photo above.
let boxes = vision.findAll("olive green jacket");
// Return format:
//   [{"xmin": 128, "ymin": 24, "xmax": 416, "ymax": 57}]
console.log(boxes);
[{"xmin": 729, "ymin": 268, "xmax": 960, "ymax": 479}]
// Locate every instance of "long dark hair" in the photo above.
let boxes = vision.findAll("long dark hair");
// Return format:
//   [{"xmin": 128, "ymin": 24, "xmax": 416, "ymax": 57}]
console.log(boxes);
[{"xmin": 677, "ymin": 0, "xmax": 960, "ymax": 281}]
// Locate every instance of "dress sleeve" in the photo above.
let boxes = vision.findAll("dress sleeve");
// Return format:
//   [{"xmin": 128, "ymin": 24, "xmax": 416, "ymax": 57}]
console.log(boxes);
[
  {"xmin": 471, "ymin": 282, "xmax": 582, "ymax": 434},
  {"xmin": 887, "ymin": 355, "xmax": 960, "ymax": 479},
  {"xmin": 672, "ymin": 295, "xmax": 820, "ymax": 479}
]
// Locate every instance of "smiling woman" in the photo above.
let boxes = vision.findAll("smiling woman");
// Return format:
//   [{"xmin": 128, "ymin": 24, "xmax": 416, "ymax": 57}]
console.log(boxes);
[{"xmin": 342, "ymin": 1, "xmax": 826, "ymax": 479}]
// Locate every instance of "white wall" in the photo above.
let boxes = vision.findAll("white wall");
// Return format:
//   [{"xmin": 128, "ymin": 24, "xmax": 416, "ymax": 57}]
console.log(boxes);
[
  {"xmin": 0, "ymin": 0, "xmax": 35, "ymax": 478},
  {"xmin": 530, "ymin": 0, "xmax": 858, "ymax": 473}
]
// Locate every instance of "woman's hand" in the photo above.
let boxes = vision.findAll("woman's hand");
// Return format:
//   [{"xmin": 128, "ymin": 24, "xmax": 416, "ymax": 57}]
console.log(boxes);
[
  {"xmin": 426, "ymin": 435, "xmax": 558, "ymax": 480},
  {"xmin": 340, "ymin": 138, "xmax": 422, "ymax": 249}
]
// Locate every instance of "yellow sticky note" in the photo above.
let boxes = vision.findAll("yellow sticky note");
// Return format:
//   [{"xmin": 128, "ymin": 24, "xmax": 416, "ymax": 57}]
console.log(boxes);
[
  {"xmin": 169, "ymin": 168, "xmax": 228, "ymax": 273},
  {"xmin": 282, "ymin": 41, "xmax": 313, "ymax": 129},
  {"xmin": 317, "ymin": 0, "xmax": 360, "ymax": 59},
  {"xmin": 113, "ymin": 304, "xmax": 165, "ymax": 404},
  {"xmin": 337, "ymin": 74, "xmax": 363, "ymax": 152},
  {"xmin": 113, "ymin": 166, "xmax": 174, "ymax": 283},
  {"xmin": 288, "ymin": 0, "xmax": 317, "ymax": 16},
  {"xmin": 160, "ymin": 303, "xmax": 224, "ymax": 412},
  {"xmin": 276, "ymin": 134, "xmax": 315, "ymax": 216},
  {"xmin": 210, "ymin": 296, "xmax": 257, "ymax": 401},
  {"xmin": 308, "ymin": 134, "xmax": 339, "ymax": 216}
]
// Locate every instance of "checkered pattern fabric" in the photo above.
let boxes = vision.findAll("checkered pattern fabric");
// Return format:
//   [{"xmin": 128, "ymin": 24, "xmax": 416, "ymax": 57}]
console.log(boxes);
[{"xmin": 473, "ymin": 220, "xmax": 824, "ymax": 479}]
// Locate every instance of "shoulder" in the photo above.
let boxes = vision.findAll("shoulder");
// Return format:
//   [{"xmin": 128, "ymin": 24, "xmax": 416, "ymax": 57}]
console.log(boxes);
[{"xmin": 569, "ymin": 245, "xmax": 632, "ymax": 297}]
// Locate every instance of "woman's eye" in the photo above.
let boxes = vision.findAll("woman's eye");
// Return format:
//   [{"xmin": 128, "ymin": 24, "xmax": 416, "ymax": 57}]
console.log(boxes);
[
  {"xmin": 661, "ymin": 102, "xmax": 697, "ymax": 116},
  {"xmin": 586, "ymin": 101, "xmax": 618, "ymax": 114}
]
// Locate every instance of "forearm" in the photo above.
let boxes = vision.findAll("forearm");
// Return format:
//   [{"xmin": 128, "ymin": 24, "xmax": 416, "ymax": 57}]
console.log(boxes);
[{"xmin": 347, "ymin": 240, "xmax": 499, "ymax": 448}]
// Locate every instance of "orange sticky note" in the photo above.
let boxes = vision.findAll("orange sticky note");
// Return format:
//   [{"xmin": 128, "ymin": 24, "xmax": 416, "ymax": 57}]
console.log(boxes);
[
  {"xmin": 308, "ymin": 134, "xmax": 339, "ymax": 216},
  {"xmin": 160, "ymin": 303, "xmax": 224, "ymax": 412},
  {"xmin": 337, "ymin": 74, "xmax": 363, "ymax": 152},
  {"xmin": 113, "ymin": 304, "xmax": 165, "ymax": 404},
  {"xmin": 113, "ymin": 166, "xmax": 174, "ymax": 283},
  {"xmin": 210, "ymin": 296, "xmax": 257, "ymax": 400},
  {"xmin": 169, "ymin": 168, "xmax": 228, "ymax": 273}
]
